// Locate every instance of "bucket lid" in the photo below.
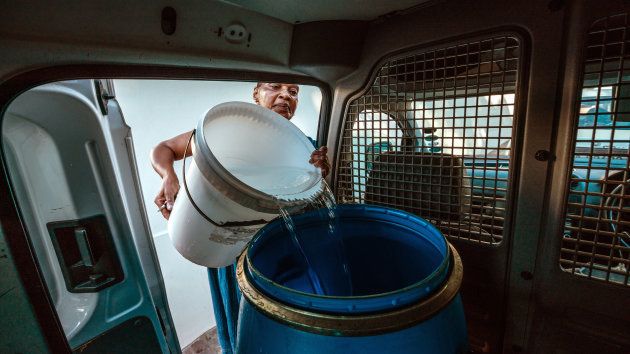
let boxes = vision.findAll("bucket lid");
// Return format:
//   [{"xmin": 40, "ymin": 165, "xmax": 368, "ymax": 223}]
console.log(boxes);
[{"xmin": 194, "ymin": 102, "xmax": 323, "ymax": 214}]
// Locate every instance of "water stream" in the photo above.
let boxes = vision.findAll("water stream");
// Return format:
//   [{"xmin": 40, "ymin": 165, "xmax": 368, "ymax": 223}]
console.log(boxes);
[
  {"xmin": 276, "ymin": 180, "xmax": 353, "ymax": 296},
  {"xmin": 278, "ymin": 206, "xmax": 326, "ymax": 295}
]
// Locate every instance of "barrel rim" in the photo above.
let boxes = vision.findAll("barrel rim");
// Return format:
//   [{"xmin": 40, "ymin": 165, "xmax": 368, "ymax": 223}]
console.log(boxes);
[
  {"xmin": 246, "ymin": 204, "xmax": 449, "ymax": 310},
  {"xmin": 193, "ymin": 101, "xmax": 322, "ymax": 214},
  {"xmin": 236, "ymin": 243, "xmax": 463, "ymax": 336},
  {"xmin": 246, "ymin": 222, "xmax": 449, "ymax": 300}
]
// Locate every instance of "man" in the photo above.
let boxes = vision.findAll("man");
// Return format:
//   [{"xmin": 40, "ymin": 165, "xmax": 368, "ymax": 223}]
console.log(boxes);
[{"xmin": 150, "ymin": 82, "xmax": 329, "ymax": 353}]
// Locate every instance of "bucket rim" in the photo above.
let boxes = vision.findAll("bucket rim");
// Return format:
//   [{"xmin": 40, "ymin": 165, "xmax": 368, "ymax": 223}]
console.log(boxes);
[
  {"xmin": 193, "ymin": 101, "xmax": 322, "ymax": 214},
  {"xmin": 244, "ymin": 204, "xmax": 451, "ymax": 313}
]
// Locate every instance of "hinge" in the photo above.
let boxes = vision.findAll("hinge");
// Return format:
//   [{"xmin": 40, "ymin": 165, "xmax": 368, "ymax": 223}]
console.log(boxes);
[{"xmin": 94, "ymin": 79, "xmax": 116, "ymax": 116}]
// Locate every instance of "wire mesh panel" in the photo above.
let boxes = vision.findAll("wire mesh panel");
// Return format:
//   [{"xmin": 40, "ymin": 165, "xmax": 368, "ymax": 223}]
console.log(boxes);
[
  {"xmin": 336, "ymin": 35, "xmax": 521, "ymax": 245},
  {"xmin": 560, "ymin": 13, "xmax": 630, "ymax": 286}
]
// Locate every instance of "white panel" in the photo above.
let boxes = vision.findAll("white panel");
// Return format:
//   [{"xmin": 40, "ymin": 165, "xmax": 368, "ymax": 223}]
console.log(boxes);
[{"xmin": 0, "ymin": 0, "xmax": 296, "ymax": 80}]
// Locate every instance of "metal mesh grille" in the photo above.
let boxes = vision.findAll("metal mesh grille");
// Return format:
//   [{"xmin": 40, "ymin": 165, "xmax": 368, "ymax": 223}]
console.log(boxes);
[
  {"xmin": 560, "ymin": 13, "xmax": 630, "ymax": 286},
  {"xmin": 336, "ymin": 35, "xmax": 521, "ymax": 245}
]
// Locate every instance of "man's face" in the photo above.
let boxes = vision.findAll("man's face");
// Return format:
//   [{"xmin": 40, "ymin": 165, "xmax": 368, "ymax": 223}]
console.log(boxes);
[{"xmin": 254, "ymin": 83, "xmax": 299, "ymax": 120}]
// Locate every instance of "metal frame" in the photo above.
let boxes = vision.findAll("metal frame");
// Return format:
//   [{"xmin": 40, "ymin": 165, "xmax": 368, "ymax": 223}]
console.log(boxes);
[
  {"xmin": 335, "ymin": 32, "xmax": 522, "ymax": 247},
  {"xmin": 558, "ymin": 11, "xmax": 630, "ymax": 287}
]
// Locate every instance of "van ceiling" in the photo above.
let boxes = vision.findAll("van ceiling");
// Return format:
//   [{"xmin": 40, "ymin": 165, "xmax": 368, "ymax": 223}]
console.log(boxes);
[{"xmin": 222, "ymin": 0, "xmax": 432, "ymax": 23}]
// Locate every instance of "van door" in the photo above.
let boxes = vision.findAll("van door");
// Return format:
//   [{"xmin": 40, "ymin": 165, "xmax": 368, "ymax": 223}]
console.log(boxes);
[
  {"xmin": 531, "ymin": 2, "xmax": 630, "ymax": 353},
  {"xmin": 1, "ymin": 79, "xmax": 179, "ymax": 353}
]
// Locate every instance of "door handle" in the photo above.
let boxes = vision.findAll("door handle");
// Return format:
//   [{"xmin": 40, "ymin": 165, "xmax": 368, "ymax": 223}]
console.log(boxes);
[
  {"xmin": 48, "ymin": 215, "xmax": 124, "ymax": 292},
  {"xmin": 74, "ymin": 227, "xmax": 94, "ymax": 267}
]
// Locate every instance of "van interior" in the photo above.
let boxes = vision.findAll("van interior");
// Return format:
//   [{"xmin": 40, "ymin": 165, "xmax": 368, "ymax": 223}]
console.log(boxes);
[{"xmin": 0, "ymin": 1, "xmax": 629, "ymax": 353}]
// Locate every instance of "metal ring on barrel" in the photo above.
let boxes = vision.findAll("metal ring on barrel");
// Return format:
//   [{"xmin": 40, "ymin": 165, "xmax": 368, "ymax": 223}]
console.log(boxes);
[{"xmin": 236, "ymin": 243, "xmax": 463, "ymax": 336}]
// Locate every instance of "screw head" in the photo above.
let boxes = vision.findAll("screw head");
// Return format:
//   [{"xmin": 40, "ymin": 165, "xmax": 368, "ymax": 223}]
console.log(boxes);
[{"xmin": 534, "ymin": 150, "xmax": 551, "ymax": 161}]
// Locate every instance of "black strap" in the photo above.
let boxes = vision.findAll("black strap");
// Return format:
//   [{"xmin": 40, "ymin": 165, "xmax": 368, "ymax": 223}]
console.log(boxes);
[{"xmin": 181, "ymin": 130, "xmax": 267, "ymax": 228}]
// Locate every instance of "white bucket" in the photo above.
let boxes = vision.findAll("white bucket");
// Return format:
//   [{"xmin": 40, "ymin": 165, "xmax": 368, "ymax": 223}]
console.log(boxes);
[{"xmin": 168, "ymin": 102, "xmax": 323, "ymax": 268}]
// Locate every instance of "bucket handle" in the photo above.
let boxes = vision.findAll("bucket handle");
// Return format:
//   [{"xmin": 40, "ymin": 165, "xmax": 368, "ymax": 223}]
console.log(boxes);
[{"xmin": 181, "ymin": 131, "xmax": 268, "ymax": 228}]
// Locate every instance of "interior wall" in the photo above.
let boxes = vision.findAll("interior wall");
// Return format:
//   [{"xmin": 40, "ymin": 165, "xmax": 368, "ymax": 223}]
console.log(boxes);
[{"xmin": 113, "ymin": 79, "xmax": 321, "ymax": 347}]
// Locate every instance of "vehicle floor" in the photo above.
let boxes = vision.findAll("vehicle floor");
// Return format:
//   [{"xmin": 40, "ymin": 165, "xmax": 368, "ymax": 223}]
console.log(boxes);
[{"xmin": 182, "ymin": 327, "xmax": 221, "ymax": 354}]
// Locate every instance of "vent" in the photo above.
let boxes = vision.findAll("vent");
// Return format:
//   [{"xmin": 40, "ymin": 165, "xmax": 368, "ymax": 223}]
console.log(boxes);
[
  {"xmin": 336, "ymin": 35, "xmax": 521, "ymax": 245},
  {"xmin": 560, "ymin": 13, "xmax": 630, "ymax": 286}
]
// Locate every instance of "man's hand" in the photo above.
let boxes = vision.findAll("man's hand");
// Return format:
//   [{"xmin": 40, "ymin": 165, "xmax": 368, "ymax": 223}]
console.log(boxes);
[
  {"xmin": 154, "ymin": 174, "xmax": 180, "ymax": 220},
  {"xmin": 309, "ymin": 146, "xmax": 330, "ymax": 178}
]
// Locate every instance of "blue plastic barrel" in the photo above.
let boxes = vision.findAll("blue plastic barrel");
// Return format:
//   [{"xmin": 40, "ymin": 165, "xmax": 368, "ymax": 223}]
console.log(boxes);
[{"xmin": 236, "ymin": 204, "xmax": 467, "ymax": 354}]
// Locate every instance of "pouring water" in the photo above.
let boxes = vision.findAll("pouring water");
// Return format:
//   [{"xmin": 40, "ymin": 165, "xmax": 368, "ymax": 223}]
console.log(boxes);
[{"xmin": 274, "ymin": 179, "xmax": 353, "ymax": 297}]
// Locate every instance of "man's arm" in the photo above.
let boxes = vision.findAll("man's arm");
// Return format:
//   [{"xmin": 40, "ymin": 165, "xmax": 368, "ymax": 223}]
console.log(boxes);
[{"xmin": 150, "ymin": 130, "xmax": 194, "ymax": 219}]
